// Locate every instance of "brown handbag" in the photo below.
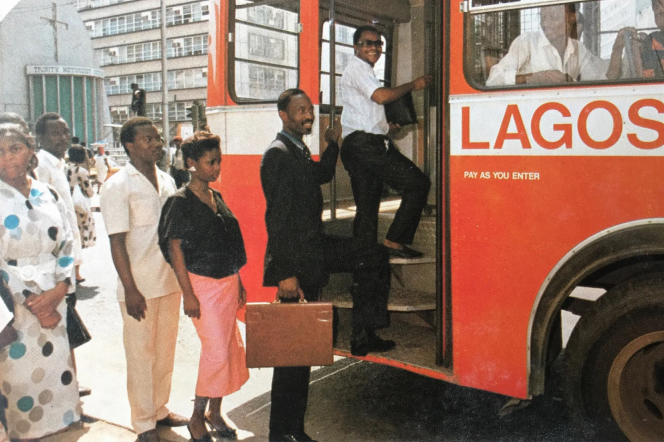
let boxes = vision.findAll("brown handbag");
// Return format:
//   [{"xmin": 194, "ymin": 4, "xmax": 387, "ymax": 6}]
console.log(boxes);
[{"xmin": 245, "ymin": 301, "xmax": 334, "ymax": 368}]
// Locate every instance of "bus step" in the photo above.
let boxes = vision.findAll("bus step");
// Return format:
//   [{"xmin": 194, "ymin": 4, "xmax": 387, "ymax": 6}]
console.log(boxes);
[
  {"xmin": 322, "ymin": 286, "xmax": 436, "ymax": 312},
  {"xmin": 389, "ymin": 255, "xmax": 435, "ymax": 265}
]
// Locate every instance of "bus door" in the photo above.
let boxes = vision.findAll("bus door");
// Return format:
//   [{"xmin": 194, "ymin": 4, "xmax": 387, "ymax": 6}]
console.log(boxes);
[{"xmin": 318, "ymin": 0, "xmax": 453, "ymax": 379}]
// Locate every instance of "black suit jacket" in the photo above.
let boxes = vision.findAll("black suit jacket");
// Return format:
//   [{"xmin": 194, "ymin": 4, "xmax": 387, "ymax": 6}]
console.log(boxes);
[{"xmin": 260, "ymin": 132, "xmax": 339, "ymax": 289}]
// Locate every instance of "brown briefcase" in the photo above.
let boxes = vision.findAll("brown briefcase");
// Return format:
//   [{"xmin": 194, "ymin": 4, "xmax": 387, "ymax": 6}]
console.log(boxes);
[{"xmin": 245, "ymin": 301, "xmax": 334, "ymax": 368}]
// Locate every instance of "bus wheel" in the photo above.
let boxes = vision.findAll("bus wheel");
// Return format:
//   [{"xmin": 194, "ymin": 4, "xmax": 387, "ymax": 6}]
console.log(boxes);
[{"xmin": 563, "ymin": 275, "xmax": 664, "ymax": 441}]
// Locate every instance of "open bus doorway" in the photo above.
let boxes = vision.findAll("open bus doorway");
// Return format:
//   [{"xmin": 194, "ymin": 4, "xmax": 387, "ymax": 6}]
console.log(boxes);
[{"xmin": 316, "ymin": 0, "xmax": 449, "ymax": 375}]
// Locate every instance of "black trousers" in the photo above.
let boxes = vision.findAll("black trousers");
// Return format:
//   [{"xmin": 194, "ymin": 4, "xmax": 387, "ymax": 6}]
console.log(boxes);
[
  {"xmin": 269, "ymin": 235, "xmax": 390, "ymax": 438},
  {"xmin": 340, "ymin": 131, "xmax": 430, "ymax": 246}
]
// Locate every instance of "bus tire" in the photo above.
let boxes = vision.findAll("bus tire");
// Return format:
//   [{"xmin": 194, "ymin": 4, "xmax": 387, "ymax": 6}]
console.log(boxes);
[{"xmin": 563, "ymin": 274, "xmax": 664, "ymax": 441}]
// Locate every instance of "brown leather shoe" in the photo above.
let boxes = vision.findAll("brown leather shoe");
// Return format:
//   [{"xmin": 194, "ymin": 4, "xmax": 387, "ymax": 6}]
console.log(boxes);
[
  {"xmin": 137, "ymin": 429, "xmax": 160, "ymax": 442},
  {"xmin": 156, "ymin": 412, "xmax": 189, "ymax": 427}
]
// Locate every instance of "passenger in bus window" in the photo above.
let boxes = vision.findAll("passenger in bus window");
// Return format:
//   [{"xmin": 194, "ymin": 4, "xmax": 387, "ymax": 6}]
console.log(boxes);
[
  {"xmin": 486, "ymin": 5, "xmax": 625, "ymax": 86},
  {"xmin": 642, "ymin": 0, "xmax": 664, "ymax": 77},
  {"xmin": 340, "ymin": 25, "xmax": 432, "ymax": 260},
  {"xmin": 615, "ymin": 0, "xmax": 664, "ymax": 79}
]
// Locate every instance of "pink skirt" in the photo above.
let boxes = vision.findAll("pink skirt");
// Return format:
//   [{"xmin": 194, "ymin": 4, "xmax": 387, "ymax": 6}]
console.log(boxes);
[{"xmin": 188, "ymin": 272, "xmax": 249, "ymax": 397}]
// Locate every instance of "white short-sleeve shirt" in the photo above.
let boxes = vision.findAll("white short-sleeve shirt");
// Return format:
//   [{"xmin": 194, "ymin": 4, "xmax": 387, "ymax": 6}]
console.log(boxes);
[
  {"xmin": 340, "ymin": 55, "xmax": 390, "ymax": 138},
  {"xmin": 100, "ymin": 162, "xmax": 179, "ymax": 302},
  {"xmin": 486, "ymin": 31, "xmax": 608, "ymax": 86}
]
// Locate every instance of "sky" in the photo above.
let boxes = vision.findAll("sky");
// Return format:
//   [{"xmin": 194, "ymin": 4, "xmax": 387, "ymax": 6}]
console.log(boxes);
[{"xmin": 0, "ymin": 0, "xmax": 22, "ymax": 23}]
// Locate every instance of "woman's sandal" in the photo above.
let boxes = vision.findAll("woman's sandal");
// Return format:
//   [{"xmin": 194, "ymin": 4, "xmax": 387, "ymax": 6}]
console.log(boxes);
[
  {"xmin": 187, "ymin": 424, "xmax": 213, "ymax": 442},
  {"xmin": 204, "ymin": 414, "xmax": 238, "ymax": 440}
]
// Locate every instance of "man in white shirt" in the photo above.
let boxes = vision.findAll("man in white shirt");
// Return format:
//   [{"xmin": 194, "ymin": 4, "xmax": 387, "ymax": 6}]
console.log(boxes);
[
  {"xmin": 35, "ymin": 114, "xmax": 83, "ymax": 276},
  {"xmin": 486, "ymin": 5, "xmax": 624, "ymax": 86},
  {"xmin": 340, "ymin": 25, "xmax": 432, "ymax": 259},
  {"xmin": 34, "ymin": 113, "xmax": 92, "ymax": 398},
  {"xmin": 100, "ymin": 117, "xmax": 187, "ymax": 442}
]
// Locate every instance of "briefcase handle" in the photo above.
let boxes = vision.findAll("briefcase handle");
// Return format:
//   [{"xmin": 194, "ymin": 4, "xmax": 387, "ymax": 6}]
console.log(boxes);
[{"xmin": 274, "ymin": 297, "xmax": 307, "ymax": 304}]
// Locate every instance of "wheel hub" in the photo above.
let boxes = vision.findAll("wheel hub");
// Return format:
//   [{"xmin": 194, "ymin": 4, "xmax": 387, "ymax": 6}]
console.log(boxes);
[{"xmin": 608, "ymin": 331, "xmax": 664, "ymax": 441}]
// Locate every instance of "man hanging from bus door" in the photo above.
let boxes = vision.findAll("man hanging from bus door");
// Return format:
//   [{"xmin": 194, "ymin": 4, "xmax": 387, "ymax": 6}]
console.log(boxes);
[
  {"xmin": 340, "ymin": 25, "xmax": 432, "ymax": 260},
  {"xmin": 261, "ymin": 89, "xmax": 393, "ymax": 442}
]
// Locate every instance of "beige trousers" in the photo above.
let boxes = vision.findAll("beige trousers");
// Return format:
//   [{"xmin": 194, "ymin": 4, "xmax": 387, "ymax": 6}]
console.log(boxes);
[{"xmin": 119, "ymin": 292, "xmax": 181, "ymax": 434}]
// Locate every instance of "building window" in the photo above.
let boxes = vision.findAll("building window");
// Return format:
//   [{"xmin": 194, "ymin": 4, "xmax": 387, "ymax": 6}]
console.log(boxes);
[
  {"xmin": 85, "ymin": 2, "xmax": 209, "ymax": 38},
  {"xmin": 166, "ymin": 2, "xmax": 210, "ymax": 26},
  {"xmin": 104, "ymin": 72, "xmax": 162, "ymax": 95},
  {"xmin": 97, "ymin": 35, "xmax": 207, "ymax": 67},
  {"xmin": 110, "ymin": 105, "xmax": 130, "ymax": 124},
  {"xmin": 98, "ymin": 41, "xmax": 162, "ymax": 66},
  {"xmin": 320, "ymin": 21, "xmax": 389, "ymax": 106},
  {"xmin": 131, "ymin": 101, "xmax": 206, "ymax": 122},
  {"xmin": 167, "ymin": 68, "xmax": 208, "ymax": 90},
  {"xmin": 231, "ymin": 0, "xmax": 299, "ymax": 101},
  {"xmin": 77, "ymin": 0, "xmax": 139, "ymax": 10},
  {"xmin": 167, "ymin": 35, "xmax": 208, "ymax": 58}
]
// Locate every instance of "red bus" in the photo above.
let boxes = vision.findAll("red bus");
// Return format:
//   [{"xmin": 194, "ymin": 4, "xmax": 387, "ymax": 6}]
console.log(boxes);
[{"xmin": 207, "ymin": 0, "xmax": 664, "ymax": 440}]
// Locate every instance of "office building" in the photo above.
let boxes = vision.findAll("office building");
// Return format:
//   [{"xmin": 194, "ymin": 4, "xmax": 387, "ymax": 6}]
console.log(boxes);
[{"xmin": 77, "ymin": 0, "xmax": 210, "ymax": 140}]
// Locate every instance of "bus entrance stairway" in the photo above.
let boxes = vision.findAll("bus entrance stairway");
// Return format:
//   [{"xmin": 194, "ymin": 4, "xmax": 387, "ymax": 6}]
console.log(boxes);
[{"xmin": 322, "ymin": 211, "xmax": 443, "ymax": 371}]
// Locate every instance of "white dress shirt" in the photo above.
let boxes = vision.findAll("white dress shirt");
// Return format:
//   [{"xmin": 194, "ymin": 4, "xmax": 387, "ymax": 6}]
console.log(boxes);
[
  {"xmin": 340, "ymin": 55, "xmax": 390, "ymax": 138},
  {"xmin": 36, "ymin": 150, "xmax": 83, "ymax": 265},
  {"xmin": 486, "ymin": 31, "xmax": 608, "ymax": 86},
  {"xmin": 100, "ymin": 162, "xmax": 179, "ymax": 302}
]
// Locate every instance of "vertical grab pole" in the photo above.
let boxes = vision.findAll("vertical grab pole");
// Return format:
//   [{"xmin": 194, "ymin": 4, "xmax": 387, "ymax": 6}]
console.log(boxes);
[{"xmin": 328, "ymin": 0, "xmax": 337, "ymax": 220}]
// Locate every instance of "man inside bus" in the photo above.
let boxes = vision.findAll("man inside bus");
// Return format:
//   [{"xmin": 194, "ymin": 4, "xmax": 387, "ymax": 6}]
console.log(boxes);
[
  {"xmin": 340, "ymin": 25, "xmax": 432, "ymax": 259},
  {"xmin": 261, "ymin": 89, "xmax": 393, "ymax": 442},
  {"xmin": 610, "ymin": 0, "xmax": 664, "ymax": 79},
  {"xmin": 486, "ymin": 4, "xmax": 625, "ymax": 86}
]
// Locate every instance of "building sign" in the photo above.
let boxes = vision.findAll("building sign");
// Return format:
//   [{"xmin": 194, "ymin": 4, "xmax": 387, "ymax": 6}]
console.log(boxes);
[{"xmin": 26, "ymin": 65, "xmax": 104, "ymax": 78}]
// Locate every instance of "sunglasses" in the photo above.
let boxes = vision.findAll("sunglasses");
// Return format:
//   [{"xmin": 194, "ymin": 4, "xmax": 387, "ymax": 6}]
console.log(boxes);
[{"xmin": 358, "ymin": 39, "xmax": 383, "ymax": 48}]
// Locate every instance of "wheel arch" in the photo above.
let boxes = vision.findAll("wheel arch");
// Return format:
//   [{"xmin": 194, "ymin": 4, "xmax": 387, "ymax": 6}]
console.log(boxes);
[{"xmin": 528, "ymin": 218, "xmax": 664, "ymax": 397}]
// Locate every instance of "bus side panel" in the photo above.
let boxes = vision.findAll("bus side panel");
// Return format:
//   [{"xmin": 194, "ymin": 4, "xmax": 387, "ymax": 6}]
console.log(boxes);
[
  {"xmin": 213, "ymin": 155, "xmax": 274, "ymax": 311},
  {"xmin": 449, "ymin": 154, "xmax": 664, "ymax": 398}
]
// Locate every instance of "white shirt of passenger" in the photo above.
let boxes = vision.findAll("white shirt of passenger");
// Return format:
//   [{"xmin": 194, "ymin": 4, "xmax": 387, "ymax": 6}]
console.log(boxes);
[
  {"xmin": 340, "ymin": 55, "xmax": 390, "ymax": 138},
  {"xmin": 36, "ymin": 149, "xmax": 83, "ymax": 264},
  {"xmin": 486, "ymin": 30, "xmax": 608, "ymax": 86},
  {"xmin": 100, "ymin": 162, "xmax": 179, "ymax": 302}
]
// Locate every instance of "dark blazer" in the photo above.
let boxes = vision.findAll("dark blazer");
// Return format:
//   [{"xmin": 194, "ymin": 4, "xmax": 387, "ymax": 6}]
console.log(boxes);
[{"xmin": 260, "ymin": 132, "xmax": 339, "ymax": 288}]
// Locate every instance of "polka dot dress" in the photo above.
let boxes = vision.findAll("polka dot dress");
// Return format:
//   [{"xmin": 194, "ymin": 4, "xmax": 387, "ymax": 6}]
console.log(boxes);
[
  {"xmin": 0, "ymin": 179, "xmax": 80, "ymax": 439},
  {"xmin": 66, "ymin": 164, "xmax": 96, "ymax": 249}
]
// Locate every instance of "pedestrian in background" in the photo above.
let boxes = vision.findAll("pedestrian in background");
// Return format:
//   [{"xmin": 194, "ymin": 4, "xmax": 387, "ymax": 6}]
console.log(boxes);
[
  {"xmin": 93, "ymin": 146, "xmax": 110, "ymax": 191},
  {"xmin": 169, "ymin": 136, "xmax": 190, "ymax": 188},
  {"xmin": 159, "ymin": 132, "xmax": 249, "ymax": 442},
  {"xmin": 34, "ymin": 112, "xmax": 91, "ymax": 396},
  {"xmin": 66, "ymin": 145, "xmax": 97, "ymax": 283},
  {"xmin": 100, "ymin": 117, "xmax": 188, "ymax": 442},
  {"xmin": 0, "ymin": 120, "xmax": 81, "ymax": 441}
]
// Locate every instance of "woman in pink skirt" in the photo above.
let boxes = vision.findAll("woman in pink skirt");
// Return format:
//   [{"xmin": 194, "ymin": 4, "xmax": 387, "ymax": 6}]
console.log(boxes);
[{"xmin": 158, "ymin": 132, "xmax": 249, "ymax": 442}]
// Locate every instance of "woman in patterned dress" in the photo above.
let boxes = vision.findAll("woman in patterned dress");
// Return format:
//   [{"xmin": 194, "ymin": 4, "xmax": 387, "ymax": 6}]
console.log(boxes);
[
  {"xmin": 66, "ymin": 146, "xmax": 96, "ymax": 283},
  {"xmin": 0, "ymin": 122, "xmax": 80, "ymax": 441}
]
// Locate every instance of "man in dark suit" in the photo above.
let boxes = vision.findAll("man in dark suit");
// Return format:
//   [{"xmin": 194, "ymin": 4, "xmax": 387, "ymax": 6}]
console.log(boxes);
[{"xmin": 261, "ymin": 89, "xmax": 394, "ymax": 442}]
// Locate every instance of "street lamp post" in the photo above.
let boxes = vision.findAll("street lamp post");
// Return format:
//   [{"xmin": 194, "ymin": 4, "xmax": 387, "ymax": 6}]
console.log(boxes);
[{"xmin": 161, "ymin": 0, "xmax": 169, "ymax": 148}]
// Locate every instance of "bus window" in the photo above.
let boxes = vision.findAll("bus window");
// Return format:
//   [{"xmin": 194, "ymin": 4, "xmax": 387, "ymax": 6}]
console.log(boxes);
[
  {"xmin": 231, "ymin": 0, "xmax": 300, "ymax": 101},
  {"xmin": 320, "ymin": 21, "xmax": 389, "ymax": 106},
  {"xmin": 467, "ymin": 1, "xmax": 662, "ymax": 88}
]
